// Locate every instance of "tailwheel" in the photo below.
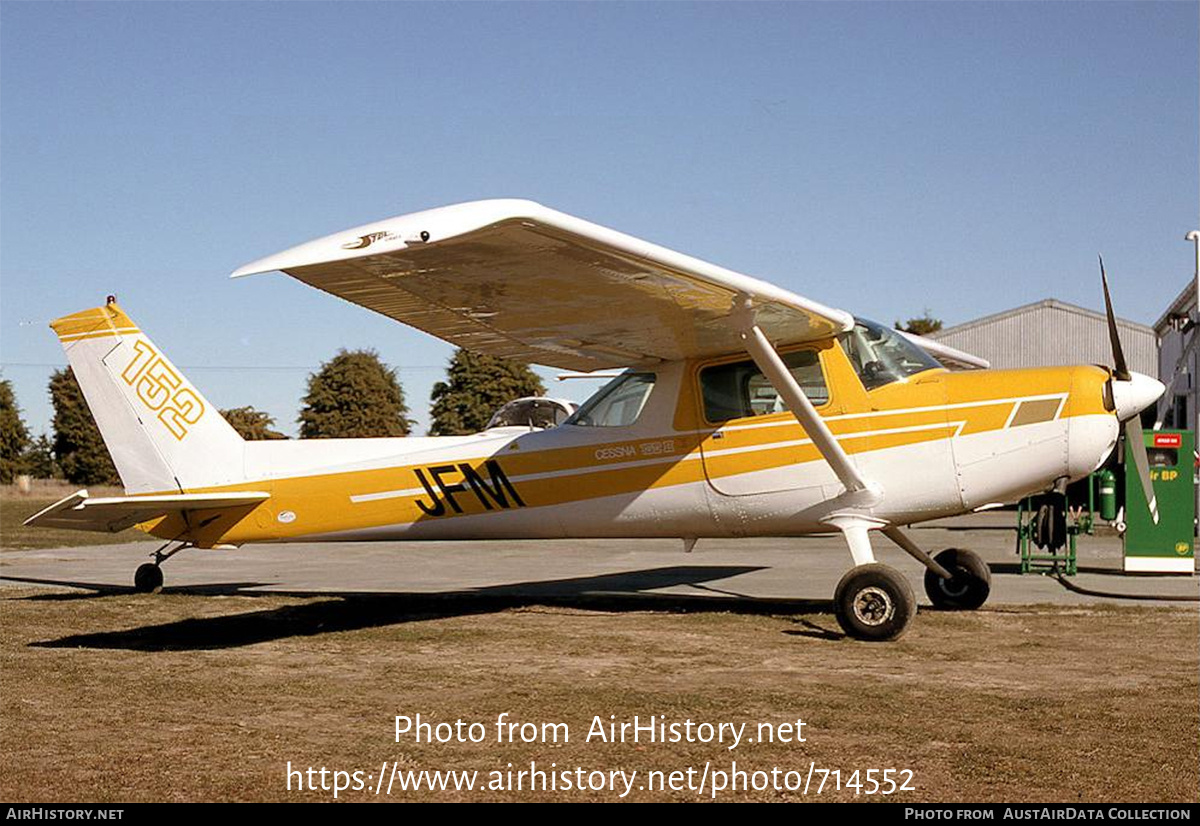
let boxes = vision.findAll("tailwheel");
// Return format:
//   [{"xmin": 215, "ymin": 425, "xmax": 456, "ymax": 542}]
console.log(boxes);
[
  {"xmin": 134, "ymin": 563, "xmax": 164, "ymax": 594},
  {"xmin": 924, "ymin": 548, "xmax": 990, "ymax": 610},
  {"xmin": 834, "ymin": 563, "xmax": 916, "ymax": 641},
  {"xmin": 133, "ymin": 539, "xmax": 191, "ymax": 593}
]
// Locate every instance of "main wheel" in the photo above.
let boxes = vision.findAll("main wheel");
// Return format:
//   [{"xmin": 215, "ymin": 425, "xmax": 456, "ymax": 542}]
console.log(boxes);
[
  {"xmin": 134, "ymin": 563, "xmax": 164, "ymax": 594},
  {"xmin": 834, "ymin": 563, "xmax": 916, "ymax": 641},
  {"xmin": 924, "ymin": 548, "xmax": 990, "ymax": 610}
]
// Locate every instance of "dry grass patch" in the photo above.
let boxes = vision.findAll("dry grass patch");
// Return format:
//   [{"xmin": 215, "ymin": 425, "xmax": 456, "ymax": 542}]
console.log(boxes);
[{"xmin": 1, "ymin": 588, "xmax": 1196, "ymax": 802}]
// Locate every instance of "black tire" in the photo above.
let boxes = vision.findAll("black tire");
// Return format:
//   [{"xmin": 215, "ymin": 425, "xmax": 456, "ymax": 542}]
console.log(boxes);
[
  {"xmin": 924, "ymin": 548, "xmax": 990, "ymax": 610},
  {"xmin": 1033, "ymin": 497, "xmax": 1067, "ymax": 551},
  {"xmin": 134, "ymin": 563, "xmax": 164, "ymax": 594},
  {"xmin": 834, "ymin": 563, "xmax": 916, "ymax": 641}
]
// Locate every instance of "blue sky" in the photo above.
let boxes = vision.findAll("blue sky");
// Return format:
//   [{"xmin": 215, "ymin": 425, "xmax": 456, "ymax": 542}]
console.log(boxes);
[{"xmin": 2, "ymin": 1, "xmax": 1196, "ymax": 439}]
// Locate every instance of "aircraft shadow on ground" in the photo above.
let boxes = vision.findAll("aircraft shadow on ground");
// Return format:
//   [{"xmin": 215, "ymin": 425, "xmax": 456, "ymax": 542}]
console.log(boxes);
[{"xmin": 7, "ymin": 566, "xmax": 840, "ymax": 651}]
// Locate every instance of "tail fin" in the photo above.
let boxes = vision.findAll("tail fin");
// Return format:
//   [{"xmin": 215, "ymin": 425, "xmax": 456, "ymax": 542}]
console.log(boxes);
[{"xmin": 51, "ymin": 300, "xmax": 245, "ymax": 494}]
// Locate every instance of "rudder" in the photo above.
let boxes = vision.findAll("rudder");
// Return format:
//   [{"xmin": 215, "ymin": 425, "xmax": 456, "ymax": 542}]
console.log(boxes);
[{"xmin": 51, "ymin": 300, "xmax": 245, "ymax": 494}]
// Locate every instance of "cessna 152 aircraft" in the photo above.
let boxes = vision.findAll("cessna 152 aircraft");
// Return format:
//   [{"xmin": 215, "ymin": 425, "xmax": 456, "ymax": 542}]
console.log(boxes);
[{"xmin": 26, "ymin": 200, "xmax": 1165, "ymax": 640}]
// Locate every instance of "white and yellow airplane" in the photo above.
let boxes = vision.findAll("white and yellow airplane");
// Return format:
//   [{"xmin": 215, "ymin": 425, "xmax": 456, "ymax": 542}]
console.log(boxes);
[{"xmin": 26, "ymin": 200, "xmax": 1165, "ymax": 640}]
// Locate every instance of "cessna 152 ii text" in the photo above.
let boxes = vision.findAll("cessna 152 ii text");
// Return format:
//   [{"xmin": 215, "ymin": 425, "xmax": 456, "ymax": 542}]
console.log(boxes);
[{"xmin": 27, "ymin": 200, "xmax": 1165, "ymax": 640}]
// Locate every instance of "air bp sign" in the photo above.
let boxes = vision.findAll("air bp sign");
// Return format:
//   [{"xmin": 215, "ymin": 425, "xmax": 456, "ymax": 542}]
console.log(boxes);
[{"xmin": 1124, "ymin": 429, "xmax": 1196, "ymax": 573}]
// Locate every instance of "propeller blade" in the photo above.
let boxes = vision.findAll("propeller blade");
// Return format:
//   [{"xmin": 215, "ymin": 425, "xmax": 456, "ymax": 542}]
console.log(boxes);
[
  {"xmin": 1124, "ymin": 416, "xmax": 1159, "ymax": 525},
  {"xmin": 1102, "ymin": 258, "xmax": 1159, "ymax": 523},
  {"xmin": 1100, "ymin": 256, "xmax": 1131, "ymax": 381}
]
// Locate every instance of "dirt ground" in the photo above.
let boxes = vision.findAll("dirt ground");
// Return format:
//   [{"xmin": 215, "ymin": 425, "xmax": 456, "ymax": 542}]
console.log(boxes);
[{"xmin": 1, "ymin": 586, "xmax": 1196, "ymax": 803}]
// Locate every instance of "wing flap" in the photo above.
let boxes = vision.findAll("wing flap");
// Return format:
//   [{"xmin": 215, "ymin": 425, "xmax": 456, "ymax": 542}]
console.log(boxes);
[
  {"xmin": 23, "ymin": 490, "xmax": 270, "ymax": 533},
  {"xmin": 233, "ymin": 200, "xmax": 853, "ymax": 370}
]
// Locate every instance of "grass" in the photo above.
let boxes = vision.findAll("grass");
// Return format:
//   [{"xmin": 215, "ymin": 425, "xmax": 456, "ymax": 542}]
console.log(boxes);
[
  {"xmin": 0, "ymin": 588, "xmax": 1196, "ymax": 802},
  {"xmin": 1, "ymin": 483, "xmax": 149, "ymax": 550}
]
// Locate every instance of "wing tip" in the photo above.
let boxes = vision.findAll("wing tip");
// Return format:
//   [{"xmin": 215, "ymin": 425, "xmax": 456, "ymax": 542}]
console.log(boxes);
[
  {"xmin": 230, "ymin": 263, "xmax": 266, "ymax": 279},
  {"xmin": 229, "ymin": 199, "xmax": 552, "ymax": 280}
]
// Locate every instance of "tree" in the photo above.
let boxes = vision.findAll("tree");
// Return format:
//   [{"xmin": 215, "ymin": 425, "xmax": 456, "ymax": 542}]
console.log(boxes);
[
  {"xmin": 220, "ymin": 406, "xmax": 287, "ymax": 440},
  {"xmin": 895, "ymin": 313, "xmax": 943, "ymax": 336},
  {"xmin": 20, "ymin": 434, "xmax": 60, "ymax": 480},
  {"xmin": 298, "ymin": 349, "xmax": 412, "ymax": 438},
  {"xmin": 429, "ymin": 349, "xmax": 546, "ymax": 435},
  {"xmin": 0, "ymin": 378, "xmax": 31, "ymax": 483},
  {"xmin": 50, "ymin": 368, "xmax": 120, "ymax": 486}
]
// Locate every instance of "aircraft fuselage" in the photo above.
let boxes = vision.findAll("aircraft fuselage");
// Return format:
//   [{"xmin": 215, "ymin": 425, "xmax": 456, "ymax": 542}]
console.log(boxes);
[{"xmin": 150, "ymin": 352, "xmax": 1117, "ymax": 549}]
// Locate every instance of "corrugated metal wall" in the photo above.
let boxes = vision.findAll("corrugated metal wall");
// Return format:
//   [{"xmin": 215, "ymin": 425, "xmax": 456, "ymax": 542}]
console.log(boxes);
[
  {"xmin": 1157, "ymin": 326, "xmax": 1194, "ymax": 427},
  {"xmin": 930, "ymin": 301, "xmax": 1156, "ymax": 374},
  {"xmin": 1154, "ymin": 281, "xmax": 1194, "ymax": 430}
]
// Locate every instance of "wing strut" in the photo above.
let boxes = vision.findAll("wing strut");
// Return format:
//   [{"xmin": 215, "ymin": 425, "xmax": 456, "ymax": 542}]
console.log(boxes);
[
  {"xmin": 731, "ymin": 295, "xmax": 893, "ymax": 567},
  {"xmin": 730, "ymin": 295, "xmax": 873, "ymax": 495}
]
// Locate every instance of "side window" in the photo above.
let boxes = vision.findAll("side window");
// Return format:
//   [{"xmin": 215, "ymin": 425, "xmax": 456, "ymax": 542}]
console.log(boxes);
[
  {"xmin": 700, "ymin": 350, "xmax": 828, "ymax": 423},
  {"xmin": 565, "ymin": 373, "xmax": 656, "ymax": 427}
]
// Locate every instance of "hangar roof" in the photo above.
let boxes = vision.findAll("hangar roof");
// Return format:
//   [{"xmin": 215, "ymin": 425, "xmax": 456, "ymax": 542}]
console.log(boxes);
[{"xmin": 930, "ymin": 298, "xmax": 1156, "ymax": 374}]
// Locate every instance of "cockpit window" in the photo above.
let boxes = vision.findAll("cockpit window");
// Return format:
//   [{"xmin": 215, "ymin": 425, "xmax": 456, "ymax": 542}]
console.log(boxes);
[
  {"xmin": 700, "ymin": 350, "xmax": 828, "ymax": 423},
  {"xmin": 565, "ymin": 372, "xmax": 656, "ymax": 427},
  {"xmin": 839, "ymin": 318, "xmax": 941, "ymax": 390}
]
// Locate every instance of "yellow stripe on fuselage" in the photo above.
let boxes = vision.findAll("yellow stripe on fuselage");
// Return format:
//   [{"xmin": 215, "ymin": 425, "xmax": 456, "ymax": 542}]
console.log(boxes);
[{"xmin": 153, "ymin": 363, "xmax": 1109, "ymax": 547}]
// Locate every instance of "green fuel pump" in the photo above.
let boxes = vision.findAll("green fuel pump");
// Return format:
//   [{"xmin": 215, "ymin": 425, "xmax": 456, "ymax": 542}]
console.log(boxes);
[{"xmin": 1123, "ymin": 429, "xmax": 1195, "ymax": 574}]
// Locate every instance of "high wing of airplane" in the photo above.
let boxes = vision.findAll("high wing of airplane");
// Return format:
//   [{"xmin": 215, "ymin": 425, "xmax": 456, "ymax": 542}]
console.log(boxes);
[
  {"xmin": 27, "ymin": 200, "xmax": 1165, "ymax": 640},
  {"xmin": 231, "ymin": 199, "xmax": 858, "ymax": 370}
]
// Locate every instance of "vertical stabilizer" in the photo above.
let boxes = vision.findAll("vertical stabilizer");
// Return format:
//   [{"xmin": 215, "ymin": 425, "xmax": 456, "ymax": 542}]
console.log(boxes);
[{"xmin": 51, "ymin": 301, "xmax": 245, "ymax": 494}]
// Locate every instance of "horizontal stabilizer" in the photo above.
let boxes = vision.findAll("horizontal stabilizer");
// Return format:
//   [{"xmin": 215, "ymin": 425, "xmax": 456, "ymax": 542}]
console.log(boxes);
[{"xmin": 23, "ymin": 490, "xmax": 270, "ymax": 534}]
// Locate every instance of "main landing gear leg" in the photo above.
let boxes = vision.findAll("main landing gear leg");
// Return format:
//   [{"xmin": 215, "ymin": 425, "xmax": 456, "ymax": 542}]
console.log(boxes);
[
  {"xmin": 133, "ymin": 540, "xmax": 192, "ymax": 594},
  {"xmin": 882, "ymin": 526, "xmax": 991, "ymax": 611},
  {"xmin": 827, "ymin": 516, "xmax": 916, "ymax": 641},
  {"xmin": 730, "ymin": 297, "xmax": 912, "ymax": 640}
]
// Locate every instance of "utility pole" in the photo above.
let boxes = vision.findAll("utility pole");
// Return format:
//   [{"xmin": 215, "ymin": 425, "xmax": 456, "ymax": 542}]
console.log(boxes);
[
  {"xmin": 1187, "ymin": 231, "xmax": 1200, "ymax": 529},
  {"xmin": 1187, "ymin": 231, "xmax": 1200, "ymax": 321}
]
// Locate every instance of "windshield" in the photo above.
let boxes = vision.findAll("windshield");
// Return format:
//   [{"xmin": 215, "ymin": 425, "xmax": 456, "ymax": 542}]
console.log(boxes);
[
  {"xmin": 564, "ymin": 372, "xmax": 656, "ymax": 427},
  {"xmin": 839, "ymin": 318, "xmax": 941, "ymax": 390}
]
